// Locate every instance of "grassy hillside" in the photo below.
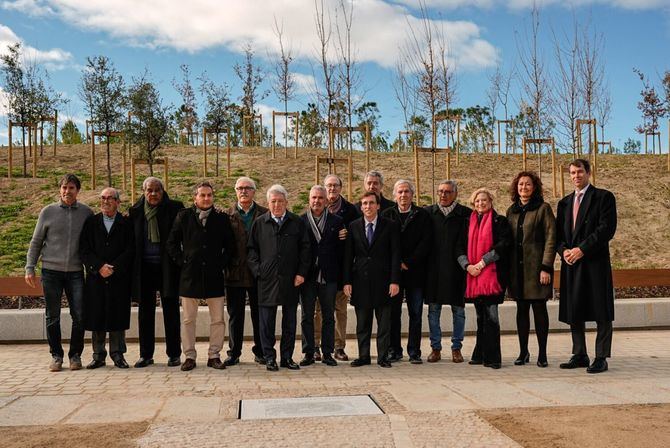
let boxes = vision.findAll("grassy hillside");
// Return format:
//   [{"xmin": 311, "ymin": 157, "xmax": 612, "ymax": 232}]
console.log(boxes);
[{"xmin": 0, "ymin": 143, "xmax": 668, "ymax": 276}]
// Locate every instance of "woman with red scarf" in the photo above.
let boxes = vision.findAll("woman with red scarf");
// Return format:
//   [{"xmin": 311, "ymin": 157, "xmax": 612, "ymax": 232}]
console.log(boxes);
[{"xmin": 457, "ymin": 188, "xmax": 512, "ymax": 369}]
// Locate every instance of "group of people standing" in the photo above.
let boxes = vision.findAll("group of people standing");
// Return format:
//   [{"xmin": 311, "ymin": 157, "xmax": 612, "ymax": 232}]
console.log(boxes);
[{"xmin": 25, "ymin": 157, "xmax": 617, "ymax": 374}]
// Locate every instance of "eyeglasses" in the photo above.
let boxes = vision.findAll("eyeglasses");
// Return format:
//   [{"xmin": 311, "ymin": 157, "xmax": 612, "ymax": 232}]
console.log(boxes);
[
  {"xmin": 100, "ymin": 196, "xmax": 118, "ymax": 201},
  {"xmin": 325, "ymin": 183, "xmax": 341, "ymax": 188},
  {"xmin": 236, "ymin": 186, "xmax": 255, "ymax": 191},
  {"xmin": 437, "ymin": 190, "xmax": 455, "ymax": 195}
]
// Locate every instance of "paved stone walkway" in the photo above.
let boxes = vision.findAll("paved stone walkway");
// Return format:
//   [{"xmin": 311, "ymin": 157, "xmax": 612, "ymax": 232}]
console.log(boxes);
[{"xmin": 1, "ymin": 330, "xmax": 669, "ymax": 447}]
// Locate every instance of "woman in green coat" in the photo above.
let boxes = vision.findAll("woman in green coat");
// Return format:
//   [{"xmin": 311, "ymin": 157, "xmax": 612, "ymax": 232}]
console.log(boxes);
[{"xmin": 506, "ymin": 171, "xmax": 556, "ymax": 368}]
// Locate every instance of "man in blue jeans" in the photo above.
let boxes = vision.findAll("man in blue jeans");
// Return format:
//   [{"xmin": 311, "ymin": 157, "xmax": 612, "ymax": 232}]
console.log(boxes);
[
  {"xmin": 25, "ymin": 174, "xmax": 93, "ymax": 372},
  {"xmin": 382, "ymin": 180, "xmax": 432, "ymax": 364},
  {"xmin": 424, "ymin": 180, "xmax": 471, "ymax": 363}
]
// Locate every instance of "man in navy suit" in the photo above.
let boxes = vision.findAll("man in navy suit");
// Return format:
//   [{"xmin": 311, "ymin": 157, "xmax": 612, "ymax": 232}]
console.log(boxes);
[
  {"xmin": 299, "ymin": 185, "xmax": 345, "ymax": 367},
  {"xmin": 343, "ymin": 192, "xmax": 401, "ymax": 368},
  {"xmin": 556, "ymin": 159, "xmax": 617, "ymax": 374}
]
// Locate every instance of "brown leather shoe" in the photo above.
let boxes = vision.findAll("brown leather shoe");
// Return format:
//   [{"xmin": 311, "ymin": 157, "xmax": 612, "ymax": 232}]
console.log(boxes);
[
  {"xmin": 207, "ymin": 358, "xmax": 226, "ymax": 370},
  {"xmin": 334, "ymin": 349, "xmax": 349, "ymax": 361},
  {"xmin": 452, "ymin": 349, "xmax": 464, "ymax": 363},
  {"xmin": 427, "ymin": 349, "xmax": 441, "ymax": 363},
  {"xmin": 181, "ymin": 358, "xmax": 196, "ymax": 371}
]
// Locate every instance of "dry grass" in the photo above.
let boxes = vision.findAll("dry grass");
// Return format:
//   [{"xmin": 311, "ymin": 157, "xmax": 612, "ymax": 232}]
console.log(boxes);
[{"xmin": 0, "ymin": 144, "xmax": 668, "ymax": 275}]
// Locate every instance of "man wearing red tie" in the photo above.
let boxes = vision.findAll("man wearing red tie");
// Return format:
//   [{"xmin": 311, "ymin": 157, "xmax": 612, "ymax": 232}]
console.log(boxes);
[{"xmin": 556, "ymin": 159, "xmax": 617, "ymax": 374}]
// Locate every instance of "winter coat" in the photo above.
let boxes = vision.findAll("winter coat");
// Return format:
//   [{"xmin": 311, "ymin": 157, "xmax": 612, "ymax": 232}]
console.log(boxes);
[
  {"xmin": 424, "ymin": 203, "xmax": 471, "ymax": 306},
  {"xmin": 129, "ymin": 193, "xmax": 184, "ymax": 300},
  {"xmin": 224, "ymin": 202, "xmax": 268, "ymax": 288},
  {"xmin": 247, "ymin": 212, "xmax": 312, "ymax": 306},
  {"xmin": 506, "ymin": 199, "xmax": 557, "ymax": 301},
  {"xmin": 556, "ymin": 185, "xmax": 617, "ymax": 324},
  {"xmin": 166, "ymin": 206, "xmax": 236, "ymax": 299},
  {"xmin": 79, "ymin": 213, "xmax": 135, "ymax": 331},
  {"xmin": 300, "ymin": 212, "xmax": 345, "ymax": 283}
]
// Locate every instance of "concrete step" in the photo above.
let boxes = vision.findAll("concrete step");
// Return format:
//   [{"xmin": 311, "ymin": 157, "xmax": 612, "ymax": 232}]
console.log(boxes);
[{"xmin": 1, "ymin": 298, "xmax": 668, "ymax": 342}]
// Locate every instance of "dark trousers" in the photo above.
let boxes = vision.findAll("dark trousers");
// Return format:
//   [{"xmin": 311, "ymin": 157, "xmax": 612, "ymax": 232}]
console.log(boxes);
[
  {"xmin": 41, "ymin": 268, "xmax": 85, "ymax": 360},
  {"xmin": 355, "ymin": 304, "xmax": 391, "ymax": 362},
  {"xmin": 472, "ymin": 301, "xmax": 501, "ymax": 364},
  {"xmin": 91, "ymin": 330, "xmax": 126, "ymax": 361},
  {"xmin": 226, "ymin": 285, "xmax": 263, "ymax": 359},
  {"xmin": 516, "ymin": 300, "xmax": 549, "ymax": 362},
  {"xmin": 300, "ymin": 280, "xmax": 336, "ymax": 356},
  {"xmin": 389, "ymin": 285, "xmax": 424, "ymax": 358},
  {"xmin": 570, "ymin": 321, "xmax": 613, "ymax": 358},
  {"xmin": 138, "ymin": 262, "xmax": 181, "ymax": 359},
  {"xmin": 258, "ymin": 303, "xmax": 298, "ymax": 362}
]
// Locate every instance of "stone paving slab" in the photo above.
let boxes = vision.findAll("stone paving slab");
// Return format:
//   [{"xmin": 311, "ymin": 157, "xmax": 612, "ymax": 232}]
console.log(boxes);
[{"xmin": 1, "ymin": 330, "xmax": 670, "ymax": 446}]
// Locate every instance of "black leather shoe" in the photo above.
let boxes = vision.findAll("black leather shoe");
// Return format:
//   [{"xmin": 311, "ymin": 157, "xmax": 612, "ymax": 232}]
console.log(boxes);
[
  {"xmin": 559, "ymin": 355, "xmax": 590, "ymax": 369},
  {"xmin": 350, "ymin": 357, "xmax": 371, "ymax": 367},
  {"xmin": 181, "ymin": 358, "xmax": 196, "ymax": 371},
  {"xmin": 514, "ymin": 352, "xmax": 530, "ymax": 366},
  {"xmin": 586, "ymin": 357, "xmax": 608, "ymax": 374},
  {"xmin": 223, "ymin": 356, "xmax": 239, "ymax": 367},
  {"xmin": 113, "ymin": 357, "xmax": 129, "ymax": 369},
  {"xmin": 468, "ymin": 358, "xmax": 483, "ymax": 365},
  {"xmin": 378, "ymin": 359, "xmax": 392, "ymax": 368},
  {"xmin": 484, "ymin": 362, "xmax": 502, "ymax": 369},
  {"xmin": 254, "ymin": 355, "xmax": 267, "ymax": 365},
  {"xmin": 387, "ymin": 350, "xmax": 403, "ymax": 363},
  {"xmin": 537, "ymin": 360, "xmax": 549, "ymax": 368},
  {"xmin": 86, "ymin": 359, "xmax": 106, "ymax": 369},
  {"xmin": 134, "ymin": 357, "xmax": 154, "ymax": 368},
  {"xmin": 266, "ymin": 360, "xmax": 279, "ymax": 371},
  {"xmin": 409, "ymin": 355, "xmax": 423, "ymax": 365},
  {"xmin": 322, "ymin": 354, "xmax": 338, "ymax": 366},
  {"xmin": 280, "ymin": 359, "xmax": 300, "ymax": 370},
  {"xmin": 299, "ymin": 356, "xmax": 315, "ymax": 367},
  {"xmin": 167, "ymin": 357, "xmax": 181, "ymax": 367},
  {"xmin": 207, "ymin": 358, "xmax": 226, "ymax": 370}
]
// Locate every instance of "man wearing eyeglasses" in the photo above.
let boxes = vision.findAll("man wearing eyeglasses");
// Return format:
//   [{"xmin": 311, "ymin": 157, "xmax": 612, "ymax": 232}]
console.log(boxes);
[
  {"xmin": 424, "ymin": 180, "xmax": 471, "ymax": 364},
  {"xmin": 223, "ymin": 176, "xmax": 268, "ymax": 366}
]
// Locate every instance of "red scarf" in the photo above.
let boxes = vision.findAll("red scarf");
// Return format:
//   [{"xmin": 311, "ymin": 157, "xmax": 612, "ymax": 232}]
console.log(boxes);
[{"xmin": 465, "ymin": 210, "xmax": 502, "ymax": 299}]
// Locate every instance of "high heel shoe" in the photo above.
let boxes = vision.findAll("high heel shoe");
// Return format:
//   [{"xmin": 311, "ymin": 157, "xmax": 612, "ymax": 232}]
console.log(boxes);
[
  {"xmin": 514, "ymin": 352, "xmax": 530, "ymax": 365},
  {"xmin": 537, "ymin": 359, "xmax": 548, "ymax": 368}
]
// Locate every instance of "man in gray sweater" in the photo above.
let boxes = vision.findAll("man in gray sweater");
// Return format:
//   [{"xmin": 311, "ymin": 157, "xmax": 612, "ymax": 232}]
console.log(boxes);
[{"xmin": 25, "ymin": 174, "xmax": 93, "ymax": 372}]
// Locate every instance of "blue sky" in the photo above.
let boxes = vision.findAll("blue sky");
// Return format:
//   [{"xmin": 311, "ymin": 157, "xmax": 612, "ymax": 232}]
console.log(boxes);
[{"xmin": 1, "ymin": 0, "xmax": 669, "ymax": 151}]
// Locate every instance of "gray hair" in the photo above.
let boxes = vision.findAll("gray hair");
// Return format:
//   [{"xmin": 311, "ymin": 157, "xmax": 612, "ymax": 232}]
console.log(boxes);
[
  {"xmin": 266, "ymin": 184, "xmax": 288, "ymax": 201},
  {"xmin": 142, "ymin": 176, "xmax": 164, "ymax": 191},
  {"xmin": 365, "ymin": 170, "xmax": 384, "ymax": 185},
  {"xmin": 438, "ymin": 179, "xmax": 458, "ymax": 193},
  {"xmin": 101, "ymin": 187, "xmax": 120, "ymax": 200},
  {"xmin": 323, "ymin": 174, "xmax": 342, "ymax": 187},
  {"xmin": 393, "ymin": 179, "xmax": 415, "ymax": 195},
  {"xmin": 235, "ymin": 176, "xmax": 257, "ymax": 190},
  {"xmin": 310, "ymin": 185, "xmax": 327, "ymax": 197}
]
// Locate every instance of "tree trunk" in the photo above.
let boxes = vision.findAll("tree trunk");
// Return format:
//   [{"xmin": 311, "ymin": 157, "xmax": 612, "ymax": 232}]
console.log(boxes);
[{"xmin": 106, "ymin": 138, "xmax": 112, "ymax": 187}]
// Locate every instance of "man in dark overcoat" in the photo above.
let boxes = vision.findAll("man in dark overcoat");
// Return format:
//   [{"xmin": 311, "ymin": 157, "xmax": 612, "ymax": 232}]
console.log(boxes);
[
  {"xmin": 556, "ymin": 158, "xmax": 617, "ymax": 374},
  {"xmin": 382, "ymin": 179, "xmax": 432, "ymax": 364},
  {"xmin": 129, "ymin": 177, "xmax": 184, "ymax": 368},
  {"xmin": 80, "ymin": 187, "xmax": 135, "ymax": 369},
  {"xmin": 167, "ymin": 181, "xmax": 236, "ymax": 371},
  {"xmin": 247, "ymin": 184, "xmax": 311, "ymax": 371},
  {"xmin": 343, "ymin": 191, "xmax": 401, "ymax": 368},
  {"xmin": 299, "ymin": 185, "xmax": 345, "ymax": 367},
  {"xmin": 223, "ymin": 176, "xmax": 268, "ymax": 366},
  {"xmin": 424, "ymin": 180, "xmax": 470, "ymax": 363}
]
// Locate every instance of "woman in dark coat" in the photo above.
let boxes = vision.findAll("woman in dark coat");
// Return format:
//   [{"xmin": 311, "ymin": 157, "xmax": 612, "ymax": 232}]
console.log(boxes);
[
  {"xmin": 506, "ymin": 171, "xmax": 556, "ymax": 367},
  {"xmin": 458, "ymin": 188, "xmax": 511, "ymax": 369}
]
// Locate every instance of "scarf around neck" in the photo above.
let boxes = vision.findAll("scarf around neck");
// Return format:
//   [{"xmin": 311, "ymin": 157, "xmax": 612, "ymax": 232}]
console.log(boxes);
[
  {"xmin": 197, "ymin": 206, "xmax": 213, "ymax": 227},
  {"xmin": 144, "ymin": 200, "xmax": 160, "ymax": 243},
  {"xmin": 465, "ymin": 209, "xmax": 502, "ymax": 298}
]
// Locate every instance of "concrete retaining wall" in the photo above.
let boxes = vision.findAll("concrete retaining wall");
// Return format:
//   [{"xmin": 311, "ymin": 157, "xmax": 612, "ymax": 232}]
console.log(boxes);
[{"xmin": 1, "ymin": 298, "xmax": 669, "ymax": 342}]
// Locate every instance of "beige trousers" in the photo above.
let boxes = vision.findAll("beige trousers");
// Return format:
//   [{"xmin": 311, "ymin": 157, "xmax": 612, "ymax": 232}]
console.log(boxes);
[
  {"xmin": 181, "ymin": 297, "xmax": 226, "ymax": 360},
  {"xmin": 315, "ymin": 290, "xmax": 348, "ymax": 350}
]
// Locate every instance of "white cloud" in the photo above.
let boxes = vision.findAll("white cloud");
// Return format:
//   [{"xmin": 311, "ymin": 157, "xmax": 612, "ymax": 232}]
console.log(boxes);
[
  {"xmin": 0, "ymin": 86, "xmax": 8, "ymax": 117},
  {"xmin": 0, "ymin": 23, "xmax": 73, "ymax": 69},
  {"xmin": 292, "ymin": 72, "xmax": 317, "ymax": 96},
  {"xmin": 395, "ymin": 0, "xmax": 669, "ymax": 10},
  {"xmin": 1, "ymin": 0, "xmax": 498, "ymax": 70}
]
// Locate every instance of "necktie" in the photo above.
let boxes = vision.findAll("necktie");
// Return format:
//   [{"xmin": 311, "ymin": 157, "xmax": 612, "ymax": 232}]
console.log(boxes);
[
  {"xmin": 275, "ymin": 216, "xmax": 283, "ymax": 226},
  {"xmin": 366, "ymin": 222, "xmax": 374, "ymax": 244},
  {"xmin": 572, "ymin": 191, "xmax": 582, "ymax": 229}
]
